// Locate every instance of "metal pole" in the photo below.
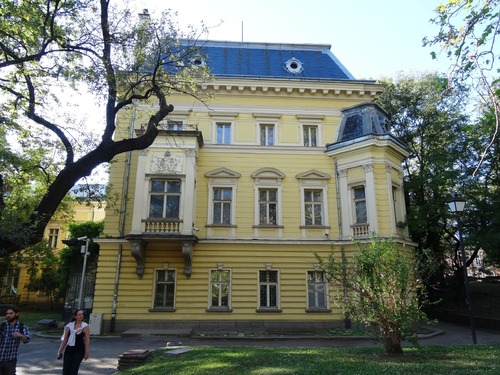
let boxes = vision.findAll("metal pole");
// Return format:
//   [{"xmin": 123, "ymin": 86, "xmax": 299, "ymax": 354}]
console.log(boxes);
[
  {"xmin": 77, "ymin": 239, "xmax": 89, "ymax": 310},
  {"xmin": 457, "ymin": 214, "xmax": 477, "ymax": 344}
]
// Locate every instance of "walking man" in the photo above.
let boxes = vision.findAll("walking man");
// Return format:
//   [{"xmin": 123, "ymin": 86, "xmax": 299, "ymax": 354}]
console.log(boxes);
[{"xmin": 0, "ymin": 305, "xmax": 30, "ymax": 375}]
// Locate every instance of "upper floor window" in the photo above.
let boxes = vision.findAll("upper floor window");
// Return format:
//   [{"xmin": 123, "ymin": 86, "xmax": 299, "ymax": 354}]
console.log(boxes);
[
  {"xmin": 252, "ymin": 168, "xmax": 285, "ymax": 228},
  {"xmin": 304, "ymin": 189, "xmax": 323, "ymax": 226},
  {"xmin": 303, "ymin": 125, "xmax": 318, "ymax": 147},
  {"xmin": 216, "ymin": 122, "xmax": 231, "ymax": 145},
  {"xmin": 297, "ymin": 170, "xmax": 330, "ymax": 228},
  {"xmin": 209, "ymin": 269, "xmax": 231, "ymax": 310},
  {"xmin": 258, "ymin": 270, "xmax": 279, "ymax": 309},
  {"xmin": 167, "ymin": 121, "xmax": 184, "ymax": 131},
  {"xmin": 48, "ymin": 228, "xmax": 59, "ymax": 248},
  {"xmin": 307, "ymin": 270, "xmax": 328, "ymax": 310},
  {"xmin": 149, "ymin": 179, "xmax": 181, "ymax": 219},
  {"xmin": 154, "ymin": 269, "xmax": 176, "ymax": 309},
  {"xmin": 259, "ymin": 189, "xmax": 277, "ymax": 225},
  {"xmin": 213, "ymin": 188, "xmax": 232, "ymax": 224},
  {"xmin": 353, "ymin": 186, "xmax": 367, "ymax": 224},
  {"xmin": 260, "ymin": 124, "xmax": 275, "ymax": 146},
  {"xmin": 205, "ymin": 167, "xmax": 240, "ymax": 228}
]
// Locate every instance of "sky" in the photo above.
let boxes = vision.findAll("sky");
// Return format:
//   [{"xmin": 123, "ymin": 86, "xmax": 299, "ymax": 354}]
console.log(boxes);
[{"xmin": 132, "ymin": 0, "xmax": 451, "ymax": 80}]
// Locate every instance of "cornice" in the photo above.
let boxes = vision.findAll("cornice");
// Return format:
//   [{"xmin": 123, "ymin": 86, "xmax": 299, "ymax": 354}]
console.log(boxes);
[{"xmin": 199, "ymin": 78, "xmax": 383, "ymax": 97}]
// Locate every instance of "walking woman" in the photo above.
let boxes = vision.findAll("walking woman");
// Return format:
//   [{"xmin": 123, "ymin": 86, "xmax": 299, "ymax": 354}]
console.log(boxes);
[{"xmin": 57, "ymin": 310, "xmax": 90, "ymax": 375}]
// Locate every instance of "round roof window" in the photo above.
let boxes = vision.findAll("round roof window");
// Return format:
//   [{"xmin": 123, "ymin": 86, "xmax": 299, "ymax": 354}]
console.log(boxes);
[
  {"xmin": 284, "ymin": 58, "xmax": 303, "ymax": 74},
  {"xmin": 191, "ymin": 57, "xmax": 206, "ymax": 67}
]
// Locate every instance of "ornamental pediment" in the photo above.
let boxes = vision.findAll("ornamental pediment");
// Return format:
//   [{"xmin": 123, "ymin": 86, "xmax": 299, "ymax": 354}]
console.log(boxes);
[
  {"xmin": 296, "ymin": 169, "xmax": 331, "ymax": 180},
  {"xmin": 204, "ymin": 167, "xmax": 241, "ymax": 178},
  {"xmin": 251, "ymin": 168, "xmax": 285, "ymax": 179}
]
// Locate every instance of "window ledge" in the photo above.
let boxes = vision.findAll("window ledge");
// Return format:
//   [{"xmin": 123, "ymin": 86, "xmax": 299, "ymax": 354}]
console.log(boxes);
[
  {"xmin": 206, "ymin": 307, "xmax": 233, "ymax": 313},
  {"xmin": 256, "ymin": 308, "xmax": 282, "ymax": 313},
  {"xmin": 299, "ymin": 225, "xmax": 331, "ymax": 229},
  {"xmin": 149, "ymin": 308, "xmax": 176, "ymax": 312},
  {"xmin": 252, "ymin": 224, "xmax": 284, "ymax": 228},
  {"xmin": 143, "ymin": 218, "xmax": 183, "ymax": 223},
  {"xmin": 305, "ymin": 308, "xmax": 332, "ymax": 313},
  {"xmin": 206, "ymin": 224, "xmax": 237, "ymax": 228}
]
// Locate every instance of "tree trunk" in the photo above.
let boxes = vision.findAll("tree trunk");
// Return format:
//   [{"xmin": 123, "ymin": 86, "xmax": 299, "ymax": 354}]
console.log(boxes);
[{"xmin": 381, "ymin": 327, "xmax": 404, "ymax": 355}]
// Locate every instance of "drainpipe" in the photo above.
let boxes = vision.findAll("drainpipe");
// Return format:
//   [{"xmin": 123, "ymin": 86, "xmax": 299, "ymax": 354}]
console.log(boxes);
[
  {"xmin": 334, "ymin": 159, "xmax": 351, "ymax": 329},
  {"xmin": 110, "ymin": 101, "xmax": 136, "ymax": 332}
]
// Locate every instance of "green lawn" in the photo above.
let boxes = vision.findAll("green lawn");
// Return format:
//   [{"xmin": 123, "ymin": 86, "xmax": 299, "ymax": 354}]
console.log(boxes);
[
  {"xmin": 120, "ymin": 345, "xmax": 500, "ymax": 375},
  {"xmin": 20, "ymin": 309, "xmax": 61, "ymax": 327}
]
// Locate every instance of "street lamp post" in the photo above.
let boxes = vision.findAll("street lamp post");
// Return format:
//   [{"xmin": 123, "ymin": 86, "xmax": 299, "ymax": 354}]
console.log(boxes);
[
  {"xmin": 77, "ymin": 236, "xmax": 90, "ymax": 310},
  {"xmin": 447, "ymin": 195, "xmax": 477, "ymax": 345}
]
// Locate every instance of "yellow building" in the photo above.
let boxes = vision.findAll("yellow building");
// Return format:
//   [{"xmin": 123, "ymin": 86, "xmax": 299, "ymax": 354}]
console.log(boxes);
[
  {"xmin": 93, "ymin": 41, "xmax": 413, "ymax": 333},
  {"xmin": 0, "ymin": 185, "xmax": 105, "ymax": 306}
]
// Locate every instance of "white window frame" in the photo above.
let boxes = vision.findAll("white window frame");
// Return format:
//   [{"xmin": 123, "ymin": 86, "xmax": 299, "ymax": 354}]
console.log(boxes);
[
  {"xmin": 352, "ymin": 185, "xmax": 367, "ymax": 224},
  {"xmin": 297, "ymin": 171, "xmax": 330, "ymax": 229},
  {"xmin": 302, "ymin": 124, "xmax": 320, "ymax": 147},
  {"xmin": 152, "ymin": 268, "xmax": 176, "ymax": 310},
  {"xmin": 259, "ymin": 123, "xmax": 276, "ymax": 146},
  {"xmin": 167, "ymin": 120, "xmax": 184, "ymax": 130},
  {"xmin": 257, "ymin": 269, "xmax": 280, "ymax": 310},
  {"xmin": 303, "ymin": 189, "xmax": 324, "ymax": 226},
  {"xmin": 208, "ymin": 268, "xmax": 231, "ymax": 311},
  {"xmin": 215, "ymin": 121, "xmax": 232, "ymax": 145},
  {"xmin": 148, "ymin": 179, "xmax": 182, "ymax": 220},
  {"xmin": 306, "ymin": 270, "xmax": 329, "ymax": 311},
  {"xmin": 159, "ymin": 115, "xmax": 187, "ymax": 131},
  {"xmin": 205, "ymin": 168, "xmax": 240, "ymax": 229},
  {"xmin": 257, "ymin": 188, "xmax": 278, "ymax": 225},
  {"xmin": 0, "ymin": 268, "xmax": 19, "ymax": 296},
  {"xmin": 48, "ymin": 228, "xmax": 59, "ymax": 248},
  {"xmin": 211, "ymin": 187, "xmax": 233, "ymax": 225}
]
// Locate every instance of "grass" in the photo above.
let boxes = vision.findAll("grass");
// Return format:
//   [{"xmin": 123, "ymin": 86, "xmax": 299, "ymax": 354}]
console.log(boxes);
[
  {"xmin": 121, "ymin": 345, "xmax": 500, "ymax": 375},
  {"xmin": 19, "ymin": 309, "xmax": 61, "ymax": 328}
]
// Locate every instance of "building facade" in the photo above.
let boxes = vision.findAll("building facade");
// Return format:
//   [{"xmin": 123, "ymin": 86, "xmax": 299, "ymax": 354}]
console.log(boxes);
[
  {"xmin": 0, "ymin": 185, "xmax": 105, "ymax": 306},
  {"xmin": 93, "ymin": 41, "xmax": 413, "ymax": 332}
]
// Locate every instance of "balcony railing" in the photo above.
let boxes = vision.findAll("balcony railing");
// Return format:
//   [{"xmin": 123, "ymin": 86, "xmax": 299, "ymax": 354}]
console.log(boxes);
[
  {"xmin": 143, "ymin": 219, "xmax": 181, "ymax": 234},
  {"xmin": 351, "ymin": 223, "xmax": 370, "ymax": 238}
]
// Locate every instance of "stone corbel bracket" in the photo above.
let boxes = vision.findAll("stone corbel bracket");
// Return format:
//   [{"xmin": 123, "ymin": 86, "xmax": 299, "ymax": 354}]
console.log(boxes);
[
  {"xmin": 182, "ymin": 241, "xmax": 194, "ymax": 277},
  {"xmin": 130, "ymin": 240, "xmax": 146, "ymax": 278}
]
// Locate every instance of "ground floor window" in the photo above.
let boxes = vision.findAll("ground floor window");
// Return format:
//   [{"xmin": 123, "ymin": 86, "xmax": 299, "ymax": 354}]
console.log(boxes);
[
  {"xmin": 0, "ymin": 268, "xmax": 19, "ymax": 296},
  {"xmin": 258, "ymin": 270, "xmax": 279, "ymax": 309},
  {"xmin": 209, "ymin": 269, "xmax": 231, "ymax": 310},
  {"xmin": 307, "ymin": 270, "xmax": 328, "ymax": 310},
  {"xmin": 154, "ymin": 269, "xmax": 176, "ymax": 309}
]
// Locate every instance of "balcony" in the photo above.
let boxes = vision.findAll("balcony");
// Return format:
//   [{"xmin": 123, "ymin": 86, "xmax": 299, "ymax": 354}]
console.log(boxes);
[
  {"xmin": 143, "ymin": 219, "xmax": 181, "ymax": 234},
  {"xmin": 351, "ymin": 223, "xmax": 370, "ymax": 238}
]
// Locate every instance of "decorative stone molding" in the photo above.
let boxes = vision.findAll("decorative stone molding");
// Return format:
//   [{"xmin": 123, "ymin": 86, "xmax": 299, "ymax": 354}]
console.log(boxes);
[
  {"xmin": 337, "ymin": 169, "xmax": 348, "ymax": 178},
  {"xmin": 182, "ymin": 242, "xmax": 194, "ymax": 277},
  {"xmin": 184, "ymin": 149, "xmax": 198, "ymax": 158},
  {"xmin": 150, "ymin": 153, "xmax": 183, "ymax": 174},
  {"xmin": 130, "ymin": 240, "xmax": 146, "ymax": 278},
  {"xmin": 363, "ymin": 163, "xmax": 374, "ymax": 173},
  {"xmin": 296, "ymin": 169, "xmax": 331, "ymax": 180}
]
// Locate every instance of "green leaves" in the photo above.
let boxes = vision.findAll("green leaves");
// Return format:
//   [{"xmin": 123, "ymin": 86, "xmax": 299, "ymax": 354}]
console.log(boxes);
[
  {"xmin": 1, "ymin": 1, "xmax": 211, "ymax": 254},
  {"xmin": 317, "ymin": 236, "xmax": 433, "ymax": 354}
]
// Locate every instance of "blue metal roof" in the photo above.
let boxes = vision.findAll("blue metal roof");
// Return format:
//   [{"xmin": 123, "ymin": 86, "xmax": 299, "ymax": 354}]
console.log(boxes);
[{"xmin": 197, "ymin": 41, "xmax": 354, "ymax": 80}]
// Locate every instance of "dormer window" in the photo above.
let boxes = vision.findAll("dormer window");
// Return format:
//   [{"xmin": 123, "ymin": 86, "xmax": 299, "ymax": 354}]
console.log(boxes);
[{"xmin": 336, "ymin": 103, "xmax": 389, "ymax": 143}]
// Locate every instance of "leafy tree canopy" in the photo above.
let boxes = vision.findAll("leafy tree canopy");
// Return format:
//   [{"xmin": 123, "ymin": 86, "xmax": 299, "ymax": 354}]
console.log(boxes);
[
  {"xmin": 317, "ymin": 237, "xmax": 436, "ymax": 355},
  {"xmin": 0, "ymin": 0, "xmax": 211, "ymax": 255},
  {"xmin": 424, "ymin": 0, "xmax": 500, "ymax": 173},
  {"xmin": 376, "ymin": 73, "xmax": 470, "ymax": 275}
]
